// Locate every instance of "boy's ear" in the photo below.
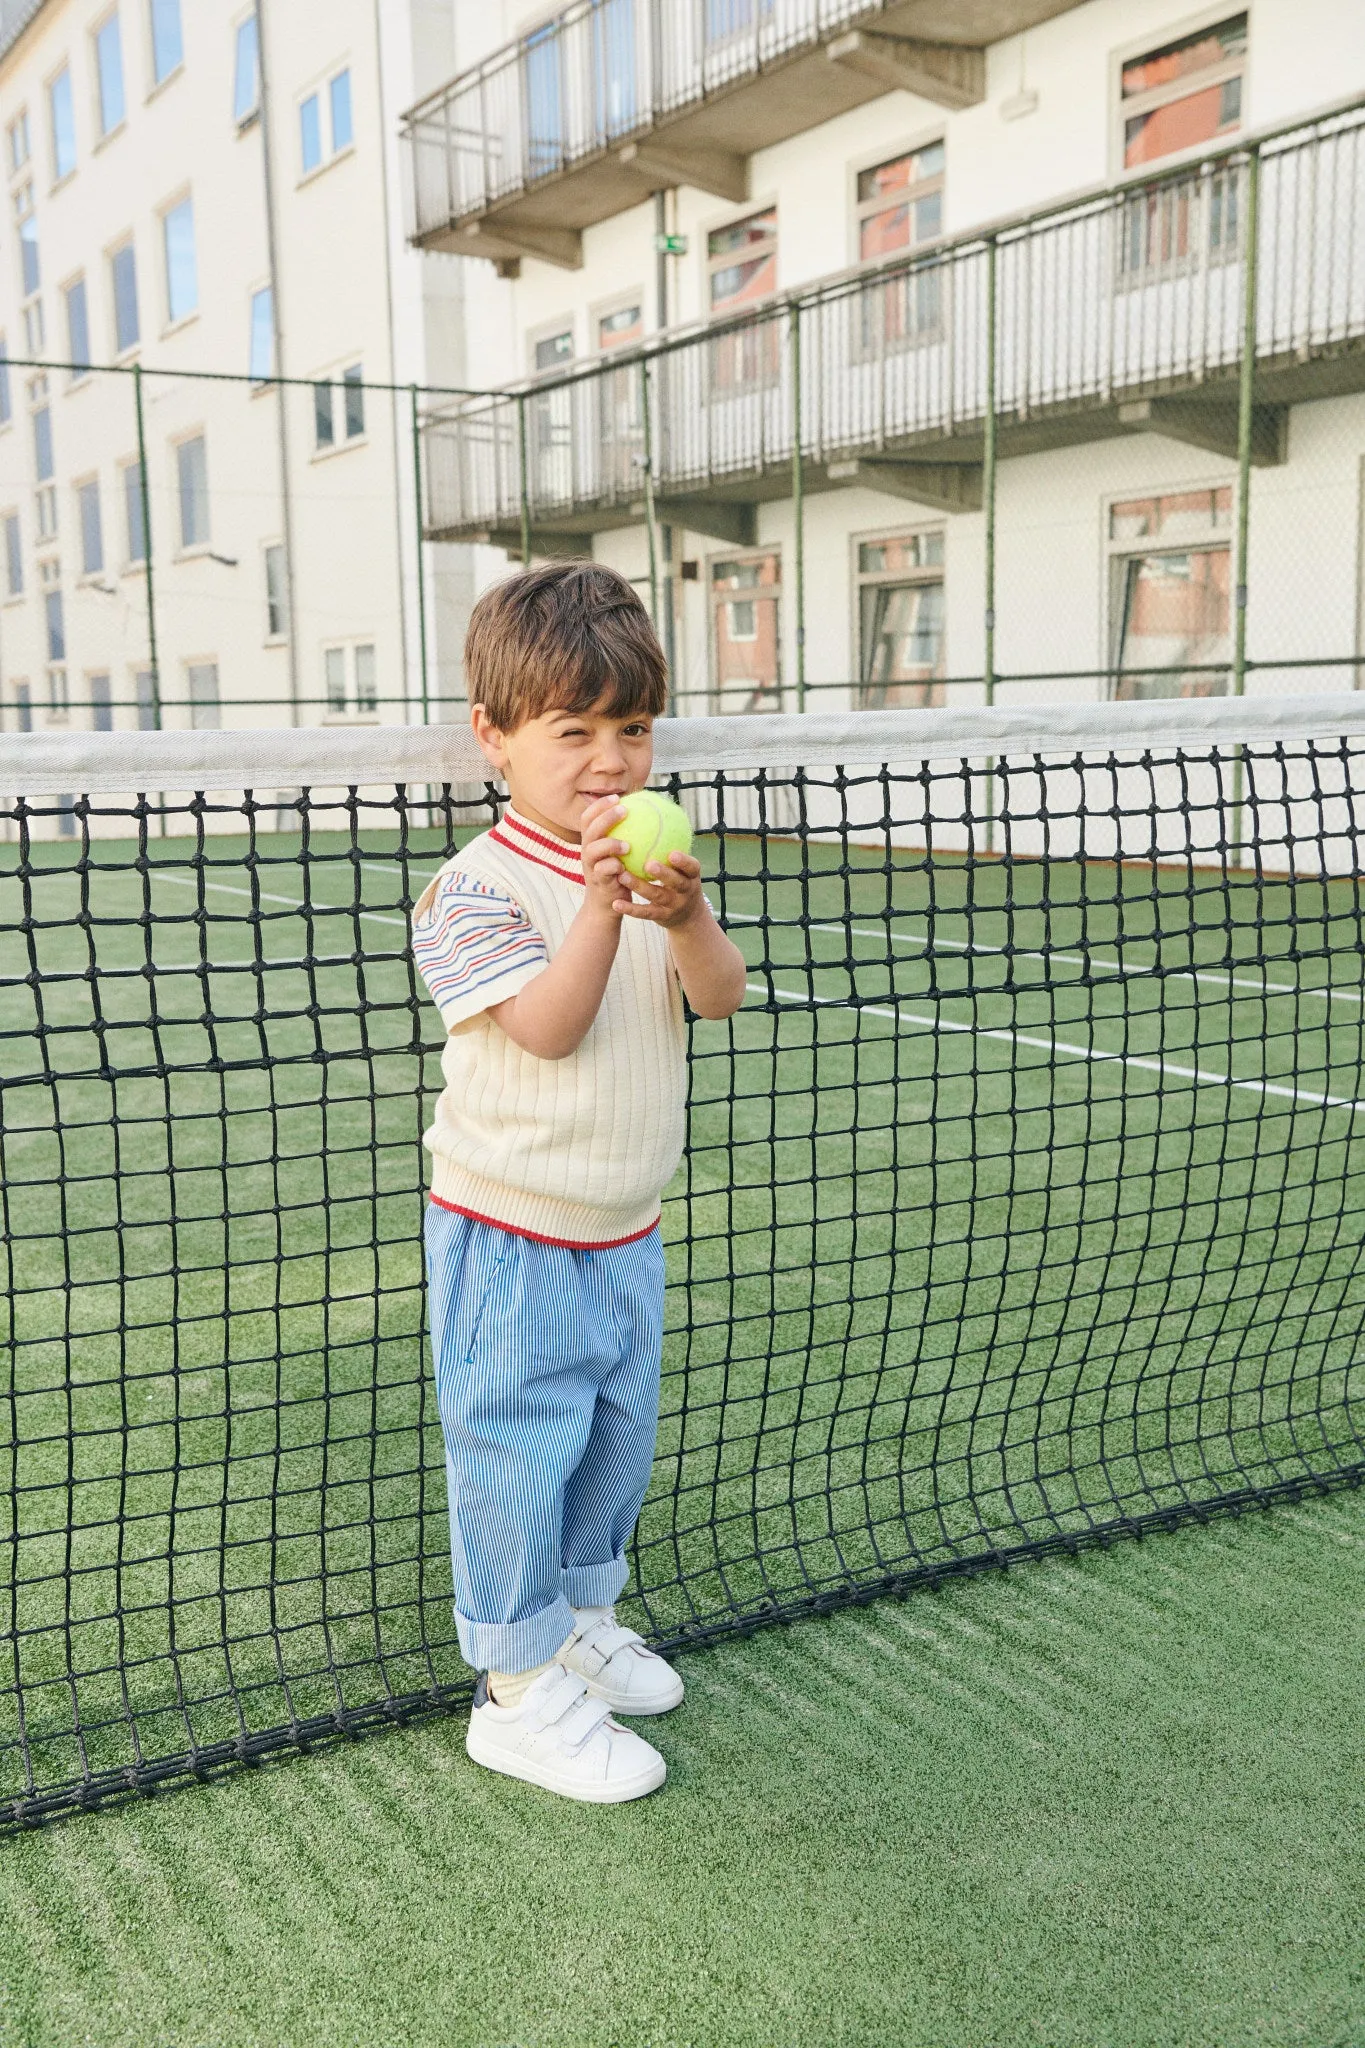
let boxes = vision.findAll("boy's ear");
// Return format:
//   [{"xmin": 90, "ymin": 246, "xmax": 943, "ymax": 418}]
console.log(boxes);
[{"xmin": 470, "ymin": 704, "xmax": 509, "ymax": 771}]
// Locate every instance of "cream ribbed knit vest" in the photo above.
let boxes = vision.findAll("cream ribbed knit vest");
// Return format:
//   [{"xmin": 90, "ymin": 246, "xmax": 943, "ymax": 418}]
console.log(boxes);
[{"xmin": 419, "ymin": 814, "xmax": 687, "ymax": 1246}]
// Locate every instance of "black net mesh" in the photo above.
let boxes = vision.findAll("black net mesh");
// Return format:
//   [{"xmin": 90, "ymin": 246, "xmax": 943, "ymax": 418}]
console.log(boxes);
[{"xmin": 4, "ymin": 727, "xmax": 1365, "ymax": 1824}]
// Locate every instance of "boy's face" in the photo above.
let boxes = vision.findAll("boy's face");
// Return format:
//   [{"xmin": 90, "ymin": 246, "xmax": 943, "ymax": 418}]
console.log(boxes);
[{"xmin": 471, "ymin": 696, "xmax": 654, "ymax": 842}]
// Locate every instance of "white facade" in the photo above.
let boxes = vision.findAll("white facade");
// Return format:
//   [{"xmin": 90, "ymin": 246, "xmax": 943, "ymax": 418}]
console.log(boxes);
[
  {"xmin": 421, "ymin": 0, "xmax": 1365, "ymax": 718},
  {"xmin": 0, "ymin": 0, "xmax": 476, "ymax": 737}
]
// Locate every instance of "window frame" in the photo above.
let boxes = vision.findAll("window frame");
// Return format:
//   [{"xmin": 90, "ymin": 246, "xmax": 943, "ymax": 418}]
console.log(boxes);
[
  {"xmin": 2, "ymin": 509, "xmax": 23, "ymax": 600},
  {"xmin": 6, "ymin": 108, "xmax": 31, "ymax": 175},
  {"xmin": 296, "ymin": 62, "xmax": 355, "ymax": 182},
  {"xmin": 232, "ymin": 12, "xmax": 260, "ymax": 128},
  {"xmin": 850, "ymin": 519, "xmax": 947, "ymax": 709},
  {"xmin": 75, "ymin": 473, "xmax": 104, "ymax": 579},
  {"xmin": 62, "ymin": 273, "xmax": 91, "ymax": 381},
  {"xmin": 850, "ymin": 134, "xmax": 945, "ymax": 269},
  {"xmin": 148, "ymin": 0, "xmax": 184, "ymax": 91},
  {"xmin": 310, "ymin": 360, "xmax": 366, "ymax": 457},
  {"xmin": 1110, "ymin": 5, "xmax": 1249, "ymax": 182},
  {"xmin": 320, "ymin": 638, "xmax": 379, "ymax": 721},
  {"xmin": 108, "ymin": 236, "xmax": 139, "ymax": 355},
  {"xmin": 707, "ymin": 547, "xmax": 783, "ymax": 715},
  {"xmin": 47, "ymin": 63, "xmax": 77, "ymax": 186},
  {"xmin": 186, "ymin": 658, "xmax": 221, "ymax": 730},
  {"xmin": 0, "ymin": 338, "xmax": 12, "ymax": 428},
  {"xmin": 172, "ymin": 429, "xmax": 209, "ymax": 554},
  {"xmin": 120, "ymin": 453, "xmax": 147, "ymax": 566},
  {"xmin": 1103, "ymin": 478, "xmax": 1235, "ymax": 700},
  {"xmin": 262, "ymin": 540, "xmax": 287, "ymax": 641},
  {"xmin": 248, "ymin": 282, "xmax": 274, "ymax": 384},
  {"xmin": 159, "ymin": 190, "xmax": 198, "ymax": 329},
  {"xmin": 92, "ymin": 9, "xmax": 127, "ymax": 142}
]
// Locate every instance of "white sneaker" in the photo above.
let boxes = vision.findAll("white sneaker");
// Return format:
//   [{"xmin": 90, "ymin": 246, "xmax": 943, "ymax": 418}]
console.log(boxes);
[
  {"xmin": 559, "ymin": 1613, "xmax": 685, "ymax": 1717},
  {"xmin": 465, "ymin": 1664, "xmax": 666, "ymax": 1804}
]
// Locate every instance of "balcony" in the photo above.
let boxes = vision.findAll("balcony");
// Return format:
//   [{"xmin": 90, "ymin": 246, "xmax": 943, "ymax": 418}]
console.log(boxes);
[
  {"xmin": 402, "ymin": 0, "xmax": 1083, "ymax": 269},
  {"xmin": 421, "ymin": 100, "xmax": 1365, "ymax": 553}
]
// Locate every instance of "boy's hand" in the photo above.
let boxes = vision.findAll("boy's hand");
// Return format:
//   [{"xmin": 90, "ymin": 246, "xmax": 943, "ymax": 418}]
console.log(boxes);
[
  {"xmin": 619, "ymin": 851, "xmax": 705, "ymax": 930},
  {"xmin": 578, "ymin": 796, "xmax": 634, "ymax": 919}
]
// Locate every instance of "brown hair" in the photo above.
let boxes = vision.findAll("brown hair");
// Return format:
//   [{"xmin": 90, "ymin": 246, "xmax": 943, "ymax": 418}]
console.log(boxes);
[{"xmin": 464, "ymin": 561, "xmax": 668, "ymax": 731}]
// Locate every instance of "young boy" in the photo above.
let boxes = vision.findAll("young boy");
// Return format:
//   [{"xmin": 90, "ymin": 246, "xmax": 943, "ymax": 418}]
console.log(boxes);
[{"xmin": 410, "ymin": 562, "xmax": 746, "ymax": 1804}]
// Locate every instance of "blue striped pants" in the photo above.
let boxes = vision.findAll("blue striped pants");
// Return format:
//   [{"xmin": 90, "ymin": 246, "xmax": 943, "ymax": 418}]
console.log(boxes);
[{"xmin": 424, "ymin": 1203, "xmax": 665, "ymax": 1673}]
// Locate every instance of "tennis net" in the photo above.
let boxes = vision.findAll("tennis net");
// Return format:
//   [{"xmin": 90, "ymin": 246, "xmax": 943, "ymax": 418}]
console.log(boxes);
[{"xmin": 4, "ymin": 698, "xmax": 1365, "ymax": 1825}]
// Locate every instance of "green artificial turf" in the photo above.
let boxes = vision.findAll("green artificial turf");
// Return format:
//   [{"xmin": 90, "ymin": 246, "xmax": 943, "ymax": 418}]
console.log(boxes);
[{"xmin": 0, "ymin": 1488, "xmax": 1362, "ymax": 2048}]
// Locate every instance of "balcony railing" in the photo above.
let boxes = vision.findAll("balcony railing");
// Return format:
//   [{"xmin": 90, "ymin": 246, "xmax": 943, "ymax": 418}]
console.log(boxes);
[
  {"xmin": 402, "ymin": 0, "xmax": 1021, "ymax": 259},
  {"xmin": 422, "ymin": 99, "xmax": 1365, "ymax": 545}
]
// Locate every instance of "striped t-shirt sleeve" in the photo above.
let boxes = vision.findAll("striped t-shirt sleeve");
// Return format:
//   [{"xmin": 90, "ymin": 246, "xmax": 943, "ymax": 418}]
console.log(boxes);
[{"xmin": 411, "ymin": 868, "xmax": 547, "ymax": 1028}]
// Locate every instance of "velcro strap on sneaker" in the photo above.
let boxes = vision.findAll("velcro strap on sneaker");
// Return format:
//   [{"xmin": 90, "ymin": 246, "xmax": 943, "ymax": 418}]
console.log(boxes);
[
  {"xmin": 573, "ymin": 1618, "xmax": 645, "ymax": 1678},
  {"xmin": 524, "ymin": 1668, "xmax": 590, "ymax": 1734},
  {"xmin": 555, "ymin": 1691, "xmax": 615, "ymax": 1754}
]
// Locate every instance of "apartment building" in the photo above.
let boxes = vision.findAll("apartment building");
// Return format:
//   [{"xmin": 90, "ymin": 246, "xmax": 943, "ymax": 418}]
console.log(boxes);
[
  {"xmin": 406, "ymin": 0, "xmax": 1365, "ymax": 715},
  {"xmin": 0, "ymin": 0, "xmax": 475, "ymax": 738}
]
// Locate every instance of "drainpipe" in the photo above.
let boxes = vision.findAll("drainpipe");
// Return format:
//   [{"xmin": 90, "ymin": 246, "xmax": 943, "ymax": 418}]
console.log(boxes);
[
  {"xmin": 256, "ymin": 0, "xmax": 302, "ymax": 725},
  {"xmin": 654, "ymin": 188, "xmax": 675, "ymax": 681}
]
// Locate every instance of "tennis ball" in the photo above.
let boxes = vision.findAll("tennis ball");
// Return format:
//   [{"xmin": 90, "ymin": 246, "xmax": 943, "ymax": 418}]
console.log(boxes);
[{"xmin": 606, "ymin": 789, "xmax": 694, "ymax": 880}]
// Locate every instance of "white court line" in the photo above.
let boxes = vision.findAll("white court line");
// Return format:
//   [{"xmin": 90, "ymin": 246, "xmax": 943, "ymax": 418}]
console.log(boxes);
[
  {"xmin": 742, "ymin": 982, "xmax": 1365, "ymax": 1119},
  {"xmin": 153, "ymin": 872, "xmax": 407, "ymax": 930},
  {"xmin": 724, "ymin": 910, "xmax": 1365, "ymax": 1009}
]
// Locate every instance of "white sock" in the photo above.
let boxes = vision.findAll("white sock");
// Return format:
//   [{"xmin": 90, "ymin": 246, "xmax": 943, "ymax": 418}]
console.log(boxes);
[
  {"xmin": 572, "ymin": 1604, "xmax": 615, "ymax": 1630},
  {"xmin": 486, "ymin": 1658, "xmax": 553, "ymax": 1708}
]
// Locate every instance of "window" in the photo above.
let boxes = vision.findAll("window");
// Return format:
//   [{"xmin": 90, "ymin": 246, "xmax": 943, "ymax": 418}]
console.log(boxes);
[
  {"xmin": 188, "ymin": 660, "xmax": 220, "ymax": 728},
  {"xmin": 90, "ymin": 672, "xmax": 112, "ymax": 730},
  {"xmin": 855, "ymin": 145, "xmax": 945, "ymax": 347},
  {"xmin": 533, "ymin": 327, "xmax": 573, "ymax": 375},
  {"xmin": 323, "ymin": 641, "xmax": 377, "ymax": 716},
  {"xmin": 63, "ymin": 277, "xmax": 90, "ymax": 374},
  {"xmin": 299, "ymin": 92, "xmax": 322, "ymax": 172},
  {"xmin": 598, "ymin": 300, "xmax": 643, "ymax": 352},
  {"xmin": 135, "ymin": 668, "xmax": 157, "ymax": 727},
  {"xmin": 264, "ymin": 542, "xmax": 286, "ymax": 637},
  {"xmin": 233, "ymin": 15, "xmax": 259, "ymax": 125},
  {"xmin": 1121, "ymin": 14, "xmax": 1246, "ymax": 169},
  {"xmin": 7, "ymin": 110, "xmax": 30, "ymax": 172},
  {"xmin": 32, "ymin": 404, "xmax": 53, "ymax": 482},
  {"xmin": 313, "ymin": 366, "xmax": 364, "ymax": 451},
  {"xmin": 1109, "ymin": 486, "xmax": 1232, "ymax": 699},
  {"xmin": 45, "ymin": 587, "xmax": 65, "ymax": 661},
  {"xmin": 342, "ymin": 363, "xmax": 364, "ymax": 439},
  {"xmin": 710, "ymin": 554, "xmax": 781, "ymax": 713},
  {"xmin": 77, "ymin": 478, "xmax": 103, "ymax": 574},
  {"xmin": 857, "ymin": 528, "xmax": 945, "ymax": 708},
  {"xmin": 49, "ymin": 67, "xmax": 76, "ymax": 181},
  {"xmin": 162, "ymin": 196, "xmax": 197, "ymax": 323},
  {"xmin": 3, "ymin": 512, "xmax": 21, "ymax": 596},
  {"xmin": 19, "ymin": 211, "xmax": 40, "ymax": 298},
  {"xmin": 122, "ymin": 456, "xmax": 146, "ymax": 561},
  {"xmin": 111, "ymin": 241, "xmax": 138, "ymax": 351},
  {"xmin": 0, "ymin": 342, "xmax": 10, "ymax": 425},
  {"xmin": 249, "ymin": 285, "xmax": 273, "ymax": 381},
  {"xmin": 150, "ymin": 0, "xmax": 183, "ymax": 84},
  {"xmin": 94, "ymin": 14, "xmax": 126, "ymax": 136},
  {"xmin": 15, "ymin": 681, "xmax": 33, "ymax": 731},
  {"xmin": 176, "ymin": 433, "xmax": 208, "ymax": 547},
  {"xmin": 300, "ymin": 66, "xmax": 353, "ymax": 176},
  {"xmin": 705, "ymin": 0, "xmax": 774, "ymax": 43},
  {"xmin": 330, "ymin": 68, "xmax": 353, "ymax": 151},
  {"xmin": 708, "ymin": 207, "xmax": 778, "ymax": 389}
]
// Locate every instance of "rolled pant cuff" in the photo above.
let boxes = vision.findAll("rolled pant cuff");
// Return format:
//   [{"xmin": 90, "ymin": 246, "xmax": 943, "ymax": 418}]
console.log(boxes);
[
  {"xmin": 455, "ymin": 1594, "xmax": 577, "ymax": 1676},
  {"xmin": 562, "ymin": 1555, "xmax": 629, "ymax": 1610}
]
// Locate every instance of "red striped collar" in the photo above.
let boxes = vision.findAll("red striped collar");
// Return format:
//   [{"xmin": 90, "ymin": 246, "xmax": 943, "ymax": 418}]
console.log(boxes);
[{"xmin": 490, "ymin": 806, "xmax": 584, "ymax": 884}]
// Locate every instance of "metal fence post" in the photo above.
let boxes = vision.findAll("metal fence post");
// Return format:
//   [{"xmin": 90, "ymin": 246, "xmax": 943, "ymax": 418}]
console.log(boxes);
[
  {"xmin": 410, "ymin": 384, "xmax": 431, "ymax": 726},
  {"xmin": 640, "ymin": 355, "xmax": 660, "ymax": 629},
  {"xmin": 790, "ymin": 299, "xmax": 806, "ymax": 713},
  {"xmin": 982, "ymin": 235, "xmax": 999, "ymax": 854},
  {"xmin": 133, "ymin": 361, "xmax": 161, "ymax": 729},
  {"xmin": 1231, "ymin": 146, "xmax": 1261, "ymax": 865},
  {"xmin": 517, "ymin": 391, "xmax": 532, "ymax": 567}
]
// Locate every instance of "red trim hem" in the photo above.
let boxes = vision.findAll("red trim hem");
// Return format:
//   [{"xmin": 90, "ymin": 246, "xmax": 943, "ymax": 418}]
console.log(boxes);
[
  {"xmin": 428, "ymin": 1195, "xmax": 659, "ymax": 1250},
  {"xmin": 489, "ymin": 827, "xmax": 584, "ymax": 885},
  {"xmin": 504, "ymin": 812, "xmax": 583, "ymax": 861}
]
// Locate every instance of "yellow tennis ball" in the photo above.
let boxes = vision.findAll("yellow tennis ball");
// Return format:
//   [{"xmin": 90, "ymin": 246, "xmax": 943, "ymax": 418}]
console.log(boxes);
[{"xmin": 607, "ymin": 789, "xmax": 694, "ymax": 880}]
